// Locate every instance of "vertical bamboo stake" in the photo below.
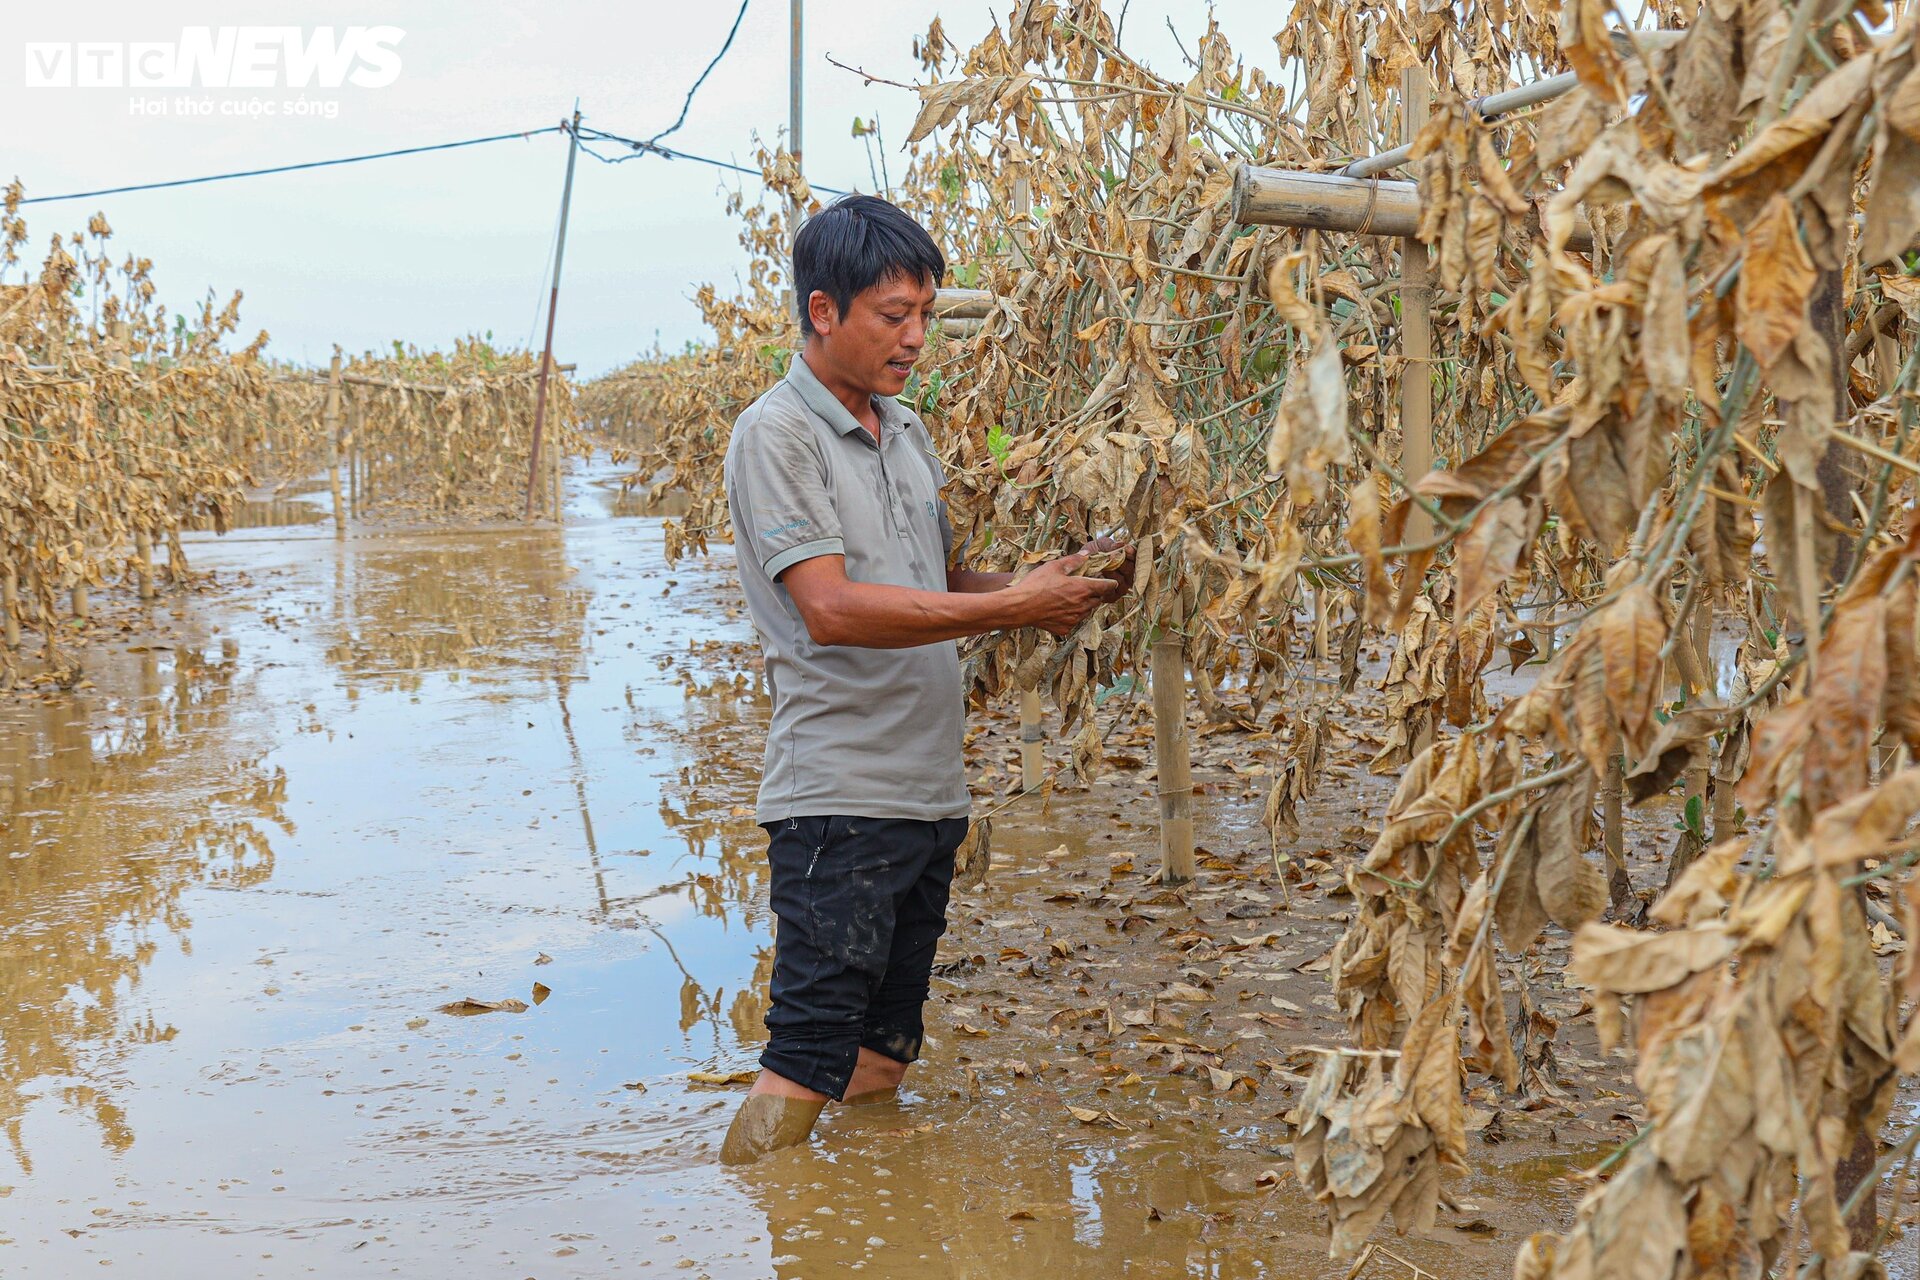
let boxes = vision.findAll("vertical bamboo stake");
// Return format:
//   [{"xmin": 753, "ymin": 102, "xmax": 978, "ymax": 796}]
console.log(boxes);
[
  {"xmin": 1602, "ymin": 747, "xmax": 1630, "ymax": 913},
  {"xmin": 325, "ymin": 353, "xmax": 345, "ymax": 538},
  {"xmin": 1876, "ymin": 328, "xmax": 1903, "ymax": 780},
  {"xmin": 2, "ymin": 561, "xmax": 18, "ymax": 649},
  {"xmin": 1011, "ymin": 169, "xmax": 1042, "ymax": 787},
  {"xmin": 110, "ymin": 321, "xmax": 156, "ymax": 603},
  {"xmin": 70, "ymin": 320, "xmax": 91, "ymax": 619},
  {"xmin": 346, "ymin": 396, "xmax": 359, "ymax": 518},
  {"xmin": 1018, "ymin": 689, "xmax": 1044, "ymax": 791},
  {"xmin": 1682, "ymin": 579, "xmax": 1710, "ymax": 839},
  {"xmin": 1398, "ymin": 67, "xmax": 1435, "ymax": 546},
  {"xmin": 1152, "ymin": 597, "xmax": 1196, "ymax": 885}
]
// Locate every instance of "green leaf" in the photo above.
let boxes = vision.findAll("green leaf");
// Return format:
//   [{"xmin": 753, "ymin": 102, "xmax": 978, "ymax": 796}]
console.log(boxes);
[
  {"xmin": 1683, "ymin": 794, "xmax": 1705, "ymax": 836},
  {"xmin": 987, "ymin": 423, "xmax": 1011, "ymax": 465}
]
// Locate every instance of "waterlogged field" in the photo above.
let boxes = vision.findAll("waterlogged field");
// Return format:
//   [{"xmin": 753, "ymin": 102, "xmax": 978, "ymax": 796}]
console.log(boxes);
[{"xmin": 0, "ymin": 461, "xmax": 1832, "ymax": 1278}]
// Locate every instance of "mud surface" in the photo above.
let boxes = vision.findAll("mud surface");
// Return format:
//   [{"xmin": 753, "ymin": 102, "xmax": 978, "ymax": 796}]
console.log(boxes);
[{"xmin": 3, "ymin": 461, "xmax": 1676, "ymax": 1277}]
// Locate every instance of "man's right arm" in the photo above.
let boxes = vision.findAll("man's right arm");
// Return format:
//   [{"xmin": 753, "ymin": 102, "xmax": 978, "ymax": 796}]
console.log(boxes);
[{"xmin": 778, "ymin": 551, "xmax": 1118, "ymax": 650}]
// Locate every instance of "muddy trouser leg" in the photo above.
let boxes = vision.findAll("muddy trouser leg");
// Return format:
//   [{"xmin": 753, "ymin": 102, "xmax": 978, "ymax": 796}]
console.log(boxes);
[
  {"xmin": 759, "ymin": 816, "xmax": 942, "ymax": 1100},
  {"xmin": 860, "ymin": 817, "xmax": 968, "ymax": 1067}
]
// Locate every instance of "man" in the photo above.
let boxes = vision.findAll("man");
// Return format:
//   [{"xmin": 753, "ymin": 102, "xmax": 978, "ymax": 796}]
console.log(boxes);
[{"xmin": 719, "ymin": 195, "xmax": 1131, "ymax": 1164}]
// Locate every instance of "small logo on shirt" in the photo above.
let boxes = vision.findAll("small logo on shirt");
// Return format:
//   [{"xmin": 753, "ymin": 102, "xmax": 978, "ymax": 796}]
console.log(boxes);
[
  {"xmin": 924, "ymin": 500, "xmax": 936, "ymax": 519},
  {"xmin": 760, "ymin": 517, "xmax": 812, "ymax": 541}
]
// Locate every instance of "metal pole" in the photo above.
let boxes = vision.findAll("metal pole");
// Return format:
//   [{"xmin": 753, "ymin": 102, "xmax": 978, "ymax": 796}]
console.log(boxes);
[
  {"xmin": 525, "ymin": 104, "xmax": 581, "ymax": 521},
  {"xmin": 1342, "ymin": 29, "xmax": 1684, "ymax": 179},
  {"xmin": 790, "ymin": 0, "xmax": 804, "ymax": 180}
]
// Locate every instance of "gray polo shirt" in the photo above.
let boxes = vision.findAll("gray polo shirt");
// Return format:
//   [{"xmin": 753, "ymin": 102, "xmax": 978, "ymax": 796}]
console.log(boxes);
[{"xmin": 722, "ymin": 353, "xmax": 969, "ymax": 824}]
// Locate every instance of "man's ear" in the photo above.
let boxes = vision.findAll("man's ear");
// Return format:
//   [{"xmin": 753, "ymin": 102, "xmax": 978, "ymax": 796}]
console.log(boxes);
[{"xmin": 806, "ymin": 289, "xmax": 838, "ymax": 336}]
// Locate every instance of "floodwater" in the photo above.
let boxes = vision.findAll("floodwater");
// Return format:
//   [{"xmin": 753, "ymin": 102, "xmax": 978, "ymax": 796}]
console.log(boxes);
[{"xmin": 3, "ymin": 461, "xmax": 1616, "ymax": 1278}]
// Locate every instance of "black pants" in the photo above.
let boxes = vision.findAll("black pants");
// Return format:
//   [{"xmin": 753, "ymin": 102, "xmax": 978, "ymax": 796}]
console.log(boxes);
[{"xmin": 758, "ymin": 814, "xmax": 968, "ymax": 1100}]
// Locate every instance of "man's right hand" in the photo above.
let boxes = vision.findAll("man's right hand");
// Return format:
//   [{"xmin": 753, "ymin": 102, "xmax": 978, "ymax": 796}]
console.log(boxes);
[{"xmin": 1012, "ymin": 550, "xmax": 1124, "ymax": 637}]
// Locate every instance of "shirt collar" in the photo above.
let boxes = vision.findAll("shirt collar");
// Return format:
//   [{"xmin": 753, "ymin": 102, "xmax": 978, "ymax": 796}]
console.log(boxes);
[{"xmin": 785, "ymin": 350, "xmax": 907, "ymax": 439}]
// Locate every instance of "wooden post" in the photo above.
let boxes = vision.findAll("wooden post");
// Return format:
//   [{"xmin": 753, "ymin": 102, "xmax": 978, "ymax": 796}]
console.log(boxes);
[
  {"xmin": 1151, "ymin": 599, "xmax": 1196, "ymax": 885},
  {"xmin": 526, "ymin": 107, "xmax": 582, "ymax": 520},
  {"xmin": 325, "ymin": 353, "xmax": 345, "ymax": 538}
]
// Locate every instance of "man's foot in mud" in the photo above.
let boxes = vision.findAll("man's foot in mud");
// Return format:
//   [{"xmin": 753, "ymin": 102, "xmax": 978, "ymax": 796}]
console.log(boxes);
[
  {"xmin": 719, "ymin": 1092, "xmax": 825, "ymax": 1165},
  {"xmin": 839, "ymin": 1047, "xmax": 908, "ymax": 1105}
]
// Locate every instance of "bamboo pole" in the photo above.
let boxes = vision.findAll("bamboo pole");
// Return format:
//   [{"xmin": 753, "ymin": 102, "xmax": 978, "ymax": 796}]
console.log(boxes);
[
  {"xmin": 1875, "ymin": 328, "xmax": 1905, "ymax": 780},
  {"xmin": 346, "ymin": 395, "xmax": 360, "ymax": 518},
  {"xmin": 934, "ymin": 288, "xmax": 995, "ymax": 319},
  {"xmin": 1151, "ymin": 598, "xmax": 1196, "ymax": 885},
  {"xmin": 1008, "ymin": 176, "xmax": 1042, "ymax": 791},
  {"xmin": 1682, "ymin": 579, "xmax": 1711, "ymax": 856},
  {"xmin": 1399, "ymin": 67, "xmax": 1436, "ymax": 543},
  {"xmin": 1341, "ymin": 31, "xmax": 1685, "ymax": 179},
  {"xmin": 1400, "ymin": 68, "xmax": 1437, "ymax": 761},
  {"xmin": 2, "ymin": 560, "xmax": 18, "ymax": 649},
  {"xmin": 1603, "ymin": 749, "xmax": 1631, "ymax": 914},
  {"xmin": 1018, "ymin": 689, "xmax": 1044, "ymax": 791},
  {"xmin": 1233, "ymin": 166, "xmax": 1596, "ymax": 252},
  {"xmin": 325, "ymin": 353, "xmax": 345, "ymax": 538},
  {"xmin": 108, "ymin": 320, "xmax": 156, "ymax": 603}
]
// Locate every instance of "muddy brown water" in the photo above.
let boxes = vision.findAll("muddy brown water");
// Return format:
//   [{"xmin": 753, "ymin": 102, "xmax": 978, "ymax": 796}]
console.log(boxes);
[{"xmin": 3, "ymin": 462, "xmax": 1643, "ymax": 1278}]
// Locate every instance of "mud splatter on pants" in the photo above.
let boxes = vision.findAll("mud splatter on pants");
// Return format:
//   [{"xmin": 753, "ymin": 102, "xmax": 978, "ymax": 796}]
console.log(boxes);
[{"xmin": 758, "ymin": 815, "xmax": 970, "ymax": 1100}]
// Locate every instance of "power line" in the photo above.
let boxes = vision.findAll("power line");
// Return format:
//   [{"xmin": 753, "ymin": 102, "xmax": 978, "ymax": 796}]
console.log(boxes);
[
  {"xmin": 19, "ymin": 126, "xmax": 566, "ymax": 205},
  {"xmin": 574, "ymin": 124, "xmax": 849, "ymax": 197},
  {"xmin": 643, "ymin": 0, "xmax": 753, "ymax": 149}
]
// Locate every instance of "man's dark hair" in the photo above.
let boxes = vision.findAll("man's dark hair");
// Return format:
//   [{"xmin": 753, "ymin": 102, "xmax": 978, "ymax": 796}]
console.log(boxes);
[{"xmin": 792, "ymin": 195, "xmax": 945, "ymax": 336}]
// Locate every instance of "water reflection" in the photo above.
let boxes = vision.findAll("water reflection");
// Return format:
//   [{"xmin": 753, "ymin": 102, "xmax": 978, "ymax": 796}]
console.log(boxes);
[
  {"xmin": 0, "ymin": 647, "xmax": 288, "ymax": 1170},
  {"xmin": 321, "ymin": 532, "xmax": 589, "ymax": 690},
  {"xmin": 737, "ymin": 1102, "xmax": 1295, "ymax": 1278}
]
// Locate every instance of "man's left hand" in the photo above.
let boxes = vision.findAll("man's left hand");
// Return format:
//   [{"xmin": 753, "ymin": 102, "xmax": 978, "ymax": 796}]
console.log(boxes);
[{"xmin": 1080, "ymin": 535, "xmax": 1137, "ymax": 593}]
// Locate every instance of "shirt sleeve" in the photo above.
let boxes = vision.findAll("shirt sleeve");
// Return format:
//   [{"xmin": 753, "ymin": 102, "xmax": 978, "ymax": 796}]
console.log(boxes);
[{"xmin": 728, "ymin": 411, "xmax": 844, "ymax": 580}]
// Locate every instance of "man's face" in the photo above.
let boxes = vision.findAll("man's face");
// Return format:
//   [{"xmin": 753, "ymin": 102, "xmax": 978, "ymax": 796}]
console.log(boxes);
[{"xmin": 809, "ymin": 272, "xmax": 937, "ymax": 398}]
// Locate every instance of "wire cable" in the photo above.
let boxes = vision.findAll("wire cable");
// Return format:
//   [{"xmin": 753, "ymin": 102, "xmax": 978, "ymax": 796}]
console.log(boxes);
[
  {"xmin": 19, "ymin": 126, "xmax": 565, "ymax": 205},
  {"xmin": 642, "ymin": 0, "xmax": 752, "ymax": 149},
  {"xmin": 574, "ymin": 125, "xmax": 849, "ymax": 196}
]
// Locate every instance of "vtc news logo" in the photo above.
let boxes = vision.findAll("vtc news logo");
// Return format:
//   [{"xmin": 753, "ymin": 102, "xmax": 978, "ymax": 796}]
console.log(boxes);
[{"xmin": 24, "ymin": 27, "xmax": 406, "ymax": 90}]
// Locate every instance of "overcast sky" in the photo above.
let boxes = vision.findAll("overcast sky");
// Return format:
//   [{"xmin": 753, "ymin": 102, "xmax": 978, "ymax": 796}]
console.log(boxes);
[{"xmin": 6, "ymin": 2, "xmax": 1280, "ymax": 375}]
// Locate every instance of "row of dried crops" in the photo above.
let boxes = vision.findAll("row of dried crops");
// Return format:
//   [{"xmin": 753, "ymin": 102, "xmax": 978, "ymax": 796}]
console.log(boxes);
[
  {"xmin": 596, "ymin": 0, "xmax": 1920, "ymax": 1274},
  {"xmin": 1, "ymin": 184, "xmax": 583, "ymax": 689}
]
